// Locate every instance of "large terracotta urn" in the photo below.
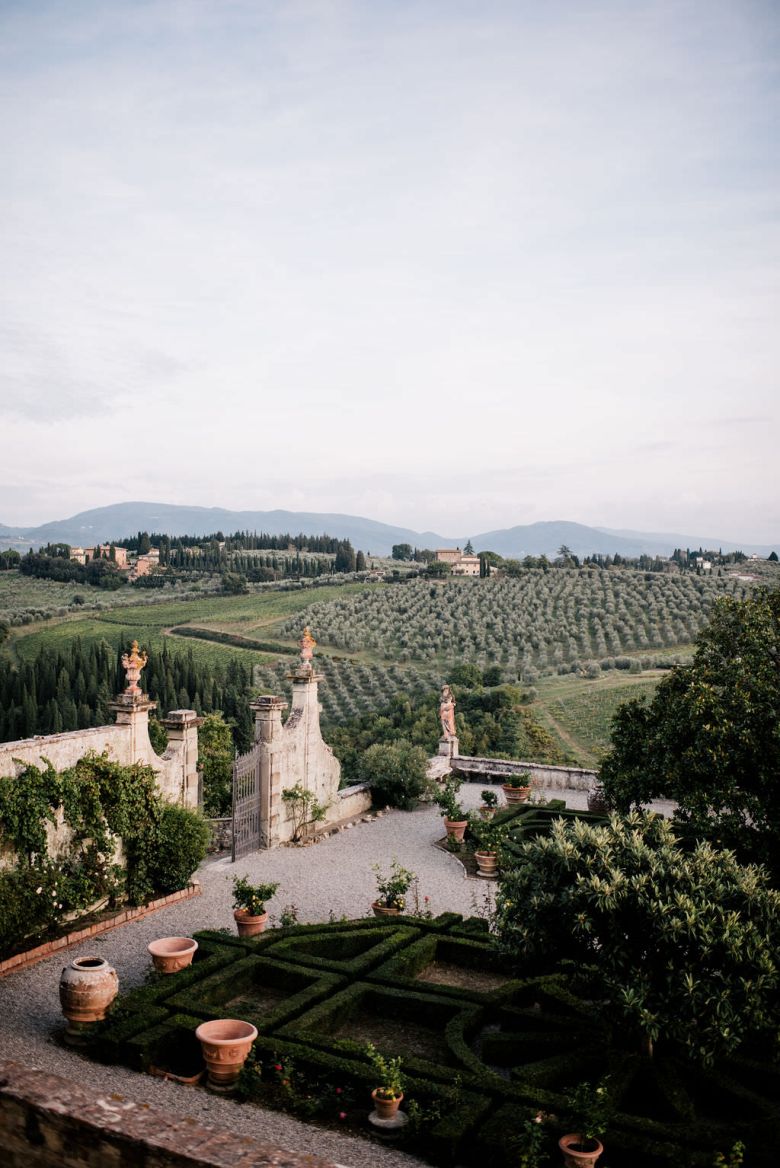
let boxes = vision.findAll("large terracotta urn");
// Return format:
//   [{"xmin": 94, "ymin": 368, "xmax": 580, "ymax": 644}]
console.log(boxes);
[
  {"xmin": 233, "ymin": 909, "xmax": 268, "ymax": 938},
  {"xmin": 148, "ymin": 936, "xmax": 198, "ymax": 974},
  {"xmin": 59, "ymin": 955, "xmax": 119, "ymax": 1043},
  {"xmin": 195, "ymin": 1019, "xmax": 258, "ymax": 1092},
  {"xmin": 502, "ymin": 783, "xmax": 531, "ymax": 805}
]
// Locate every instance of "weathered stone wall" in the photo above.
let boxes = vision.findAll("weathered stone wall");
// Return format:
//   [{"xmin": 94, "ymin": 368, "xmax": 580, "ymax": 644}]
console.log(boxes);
[
  {"xmin": 0, "ymin": 1060, "xmax": 340, "ymax": 1167},
  {"xmin": 0, "ymin": 699, "xmax": 200, "ymax": 806},
  {"xmin": 451, "ymin": 756, "xmax": 598, "ymax": 790}
]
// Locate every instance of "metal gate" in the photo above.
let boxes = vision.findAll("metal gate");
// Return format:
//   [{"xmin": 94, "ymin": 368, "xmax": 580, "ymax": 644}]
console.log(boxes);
[{"xmin": 232, "ymin": 745, "xmax": 261, "ymax": 860}]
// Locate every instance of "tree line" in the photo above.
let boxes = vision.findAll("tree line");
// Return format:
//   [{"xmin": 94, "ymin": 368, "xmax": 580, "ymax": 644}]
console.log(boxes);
[{"xmin": 0, "ymin": 639, "xmax": 254, "ymax": 752}]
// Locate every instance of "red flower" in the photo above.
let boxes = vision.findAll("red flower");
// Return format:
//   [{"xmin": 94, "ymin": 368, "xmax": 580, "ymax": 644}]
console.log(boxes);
[
  {"xmin": 335, "ymin": 1087, "xmax": 343, "ymax": 1095},
  {"xmin": 339, "ymin": 1111, "xmax": 347, "ymax": 1121},
  {"xmin": 274, "ymin": 1063, "xmax": 282, "ymax": 1071}
]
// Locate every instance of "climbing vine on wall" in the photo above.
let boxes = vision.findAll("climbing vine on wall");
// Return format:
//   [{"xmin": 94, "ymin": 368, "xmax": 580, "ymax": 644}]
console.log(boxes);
[{"xmin": 0, "ymin": 752, "xmax": 209, "ymax": 959}]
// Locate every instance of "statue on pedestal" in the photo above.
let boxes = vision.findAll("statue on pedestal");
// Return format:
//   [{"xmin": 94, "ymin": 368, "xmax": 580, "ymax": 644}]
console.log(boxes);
[
  {"xmin": 439, "ymin": 684, "xmax": 456, "ymax": 739},
  {"xmin": 299, "ymin": 626, "xmax": 316, "ymax": 667}
]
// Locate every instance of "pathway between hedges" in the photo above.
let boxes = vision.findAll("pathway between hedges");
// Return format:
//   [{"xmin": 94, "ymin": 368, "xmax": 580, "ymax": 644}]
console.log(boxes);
[{"xmin": 0, "ymin": 783, "xmax": 624, "ymax": 1168}]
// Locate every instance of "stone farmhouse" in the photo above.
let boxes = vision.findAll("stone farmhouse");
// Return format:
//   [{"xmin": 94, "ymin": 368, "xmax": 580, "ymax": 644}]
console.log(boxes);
[{"xmin": 435, "ymin": 547, "xmax": 481, "ymax": 575}]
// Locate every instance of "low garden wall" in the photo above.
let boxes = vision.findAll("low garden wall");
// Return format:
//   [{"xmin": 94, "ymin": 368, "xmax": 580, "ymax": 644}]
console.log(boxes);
[
  {"xmin": 452, "ymin": 756, "xmax": 598, "ymax": 790},
  {"xmin": 0, "ymin": 1060, "xmax": 340, "ymax": 1168}
]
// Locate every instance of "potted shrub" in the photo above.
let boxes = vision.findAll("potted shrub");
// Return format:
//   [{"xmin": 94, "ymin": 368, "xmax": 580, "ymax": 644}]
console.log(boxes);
[
  {"xmin": 502, "ymin": 771, "xmax": 532, "ymax": 804},
  {"xmin": 434, "ymin": 776, "xmax": 468, "ymax": 842},
  {"xmin": 479, "ymin": 788, "xmax": 499, "ymax": 818},
  {"xmin": 559, "ymin": 1078, "xmax": 612, "ymax": 1168},
  {"xmin": 371, "ymin": 858, "xmax": 415, "ymax": 916},
  {"xmin": 231, "ymin": 875, "xmax": 279, "ymax": 936},
  {"xmin": 469, "ymin": 815, "xmax": 507, "ymax": 879},
  {"xmin": 587, "ymin": 784, "xmax": 609, "ymax": 814},
  {"xmin": 365, "ymin": 1041, "xmax": 405, "ymax": 1120}
]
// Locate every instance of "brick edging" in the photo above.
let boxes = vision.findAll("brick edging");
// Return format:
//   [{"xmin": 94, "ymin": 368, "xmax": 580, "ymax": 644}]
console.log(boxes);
[{"xmin": 0, "ymin": 879, "xmax": 201, "ymax": 978}]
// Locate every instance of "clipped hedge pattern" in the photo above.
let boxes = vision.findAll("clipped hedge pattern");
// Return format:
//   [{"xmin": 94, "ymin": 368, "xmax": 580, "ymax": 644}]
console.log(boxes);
[{"xmin": 89, "ymin": 914, "xmax": 778, "ymax": 1167}]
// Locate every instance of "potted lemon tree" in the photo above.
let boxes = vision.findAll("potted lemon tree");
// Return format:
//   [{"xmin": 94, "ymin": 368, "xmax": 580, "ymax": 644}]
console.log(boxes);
[{"xmin": 231, "ymin": 875, "xmax": 279, "ymax": 937}]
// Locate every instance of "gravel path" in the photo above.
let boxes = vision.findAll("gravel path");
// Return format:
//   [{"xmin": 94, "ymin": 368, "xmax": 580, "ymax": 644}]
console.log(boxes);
[{"xmin": 0, "ymin": 784, "xmax": 673, "ymax": 1167}]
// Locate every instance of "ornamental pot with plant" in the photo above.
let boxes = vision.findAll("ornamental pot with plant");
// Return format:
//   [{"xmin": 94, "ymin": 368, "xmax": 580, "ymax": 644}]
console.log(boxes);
[
  {"xmin": 559, "ymin": 1077, "xmax": 611, "ymax": 1168},
  {"xmin": 365, "ymin": 1041, "xmax": 404, "ymax": 1120},
  {"xmin": 434, "ymin": 777, "xmax": 468, "ymax": 842},
  {"xmin": 469, "ymin": 815, "xmax": 506, "ymax": 879},
  {"xmin": 371, "ymin": 858, "xmax": 415, "ymax": 916},
  {"xmin": 479, "ymin": 788, "xmax": 499, "ymax": 818},
  {"xmin": 502, "ymin": 772, "xmax": 532, "ymax": 804},
  {"xmin": 231, "ymin": 875, "xmax": 279, "ymax": 936}
]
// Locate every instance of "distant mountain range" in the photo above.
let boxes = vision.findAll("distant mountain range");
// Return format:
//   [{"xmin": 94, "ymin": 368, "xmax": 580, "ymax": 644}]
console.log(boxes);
[{"xmin": 0, "ymin": 501, "xmax": 777, "ymax": 559}]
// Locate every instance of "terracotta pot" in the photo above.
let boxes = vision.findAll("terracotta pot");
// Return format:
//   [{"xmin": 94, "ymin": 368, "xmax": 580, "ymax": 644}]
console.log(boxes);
[
  {"xmin": 148, "ymin": 936, "xmax": 198, "ymax": 974},
  {"xmin": 233, "ymin": 908, "xmax": 268, "ymax": 937},
  {"xmin": 371, "ymin": 1088, "xmax": 403, "ymax": 1120},
  {"xmin": 59, "ymin": 955, "xmax": 119, "ymax": 1042},
  {"xmin": 195, "ymin": 1018, "xmax": 258, "ymax": 1092},
  {"xmin": 502, "ymin": 783, "xmax": 531, "ymax": 805},
  {"xmin": 559, "ymin": 1133, "xmax": 603, "ymax": 1168},
  {"xmin": 372, "ymin": 901, "xmax": 400, "ymax": 917},
  {"xmin": 478, "ymin": 806, "xmax": 497, "ymax": 819},
  {"xmin": 474, "ymin": 849, "xmax": 498, "ymax": 878},
  {"xmin": 444, "ymin": 817, "xmax": 468, "ymax": 842}
]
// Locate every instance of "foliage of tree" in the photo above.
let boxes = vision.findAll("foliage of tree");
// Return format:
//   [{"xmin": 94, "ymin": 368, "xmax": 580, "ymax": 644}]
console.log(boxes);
[
  {"xmin": 356, "ymin": 739, "xmax": 430, "ymax": 809},
  {"xmin": 198, "ymin": 712, "xmax": 234, "ymax": 817},
  {"xmin": 601, "ymin": 589, "xmax": 780, "ymax": 875},
  {"xmin": 496, "ymin": 812, "xmax": 780, "ymax": 1066},
  {"xmin": 392, "ymin": 543, "xmax": 414, "ymax": 561}
]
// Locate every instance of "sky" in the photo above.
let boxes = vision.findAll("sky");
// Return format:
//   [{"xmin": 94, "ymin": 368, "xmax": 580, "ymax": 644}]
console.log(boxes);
[{"xmin": 1, "ymin": 0, "xmax": 778, "ymax": 542}]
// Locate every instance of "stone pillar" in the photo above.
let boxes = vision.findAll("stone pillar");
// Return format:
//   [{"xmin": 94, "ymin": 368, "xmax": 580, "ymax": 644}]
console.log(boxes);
[
  {"xmin": 162, "ymin": 709, "xmax": 203, "ymax": 807},
  {"xmin": 250, "ymin": 696, "xmax": 286, "ymax": 745},
  {"xmin": 250, "ymin": 697, "xmax": 286, "ymax": 846},
  {"xmin": 108, "ymin": 693, "xmax": 156, "ymax": 764}
]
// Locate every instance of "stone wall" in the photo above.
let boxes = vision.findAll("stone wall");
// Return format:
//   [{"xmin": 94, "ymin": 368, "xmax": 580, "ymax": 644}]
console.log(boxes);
[
  {"xmin": 0, "ymin": 1061, "xmax": 340, "ymax": 1167},
  {"xmin": 0, "ymin": 696, "xmax": 201, "ymax": 870},
  {"xmin": 451, "ymin": 756, "xmax": 598, "ymax": 791},
  {"xmin": 0, "ymin": 697, "xmax": 201, "ymax": 806}
]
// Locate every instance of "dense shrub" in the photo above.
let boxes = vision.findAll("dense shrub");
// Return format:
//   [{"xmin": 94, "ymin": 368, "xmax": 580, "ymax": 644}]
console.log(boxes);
[
  {"xmin": 147, "ymin": 802, "xmax": 210, "ymax": 894},
  {"xmin": 357, "ymin": 740, "xmax": 430, "ymax": 809},
  {"xmin": 496, "ymin": 812, "xmax": 780, "ymax": 1066}
]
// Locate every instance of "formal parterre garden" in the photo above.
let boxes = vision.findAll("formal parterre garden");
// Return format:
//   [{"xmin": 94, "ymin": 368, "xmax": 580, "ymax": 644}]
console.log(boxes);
[
  {"xmin": 86, "ymin": 900, "xmax": 777, "ymax": 1168},
  {"xmin": 82, "ymin": 796, "xmax": 780, "ymax": 1168}
]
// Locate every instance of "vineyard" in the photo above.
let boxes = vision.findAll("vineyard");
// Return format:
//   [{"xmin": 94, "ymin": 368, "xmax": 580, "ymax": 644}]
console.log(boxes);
[{"xmin": 277, "ymin": 570, "xmax": 752, "ymax": 677}]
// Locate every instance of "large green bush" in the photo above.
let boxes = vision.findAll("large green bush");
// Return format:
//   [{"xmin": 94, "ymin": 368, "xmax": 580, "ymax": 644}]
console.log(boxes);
[
  {"xmin": 495, "ymin": 811, "xmax": 780, "ymax": 1066},
  {"xmin": 357, "ymin": 739, "xmax": 430, "ymax": 808}
]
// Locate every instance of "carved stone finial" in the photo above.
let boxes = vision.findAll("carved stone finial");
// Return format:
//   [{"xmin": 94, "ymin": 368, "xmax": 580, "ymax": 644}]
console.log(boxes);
[
  {"xmin": 121, "ymin": 639, "xmax": 148, "ymax": 695},
  {"xmin": 300, "ymin": 626, "xmax": 316, "ymax": 665}
]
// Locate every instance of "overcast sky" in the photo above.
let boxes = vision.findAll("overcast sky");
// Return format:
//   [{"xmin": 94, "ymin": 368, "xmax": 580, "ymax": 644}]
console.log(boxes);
[{"xmin": 1, "ymin": 0, "xmax": 778, "ymax": 541}]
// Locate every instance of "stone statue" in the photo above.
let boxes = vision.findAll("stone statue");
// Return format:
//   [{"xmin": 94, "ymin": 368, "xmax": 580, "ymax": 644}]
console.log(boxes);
[
  {"xmin": 439, "ymin": 684, "xmax": 456, "ymax": 739},
  {"xmin": 300, "ymin": 626, "xmax": 316, "ymax": 666},
  {"xmin": 121, "ymin": 640, "xmax": 148, "ymax": 695}
]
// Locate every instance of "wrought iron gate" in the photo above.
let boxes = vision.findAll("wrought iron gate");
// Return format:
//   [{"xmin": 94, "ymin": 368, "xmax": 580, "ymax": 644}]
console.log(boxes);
[{"xmin": 232, "ymin": 745, "xmax": 261, "ymax": 860}]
